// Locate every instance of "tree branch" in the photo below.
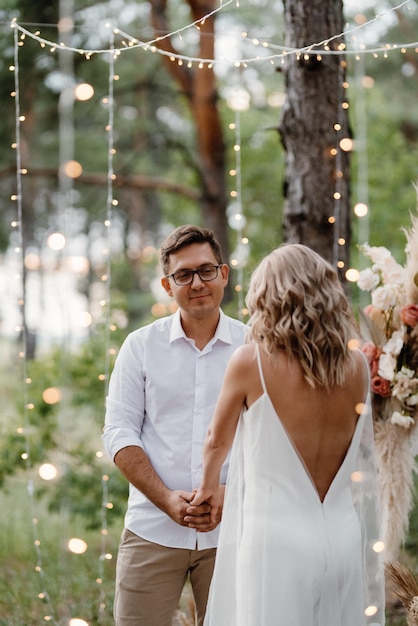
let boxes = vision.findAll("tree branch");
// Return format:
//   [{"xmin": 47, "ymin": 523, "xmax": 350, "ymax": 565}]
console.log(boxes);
[{"xmin": 0, "ymin": 165, "xmax": 200, "ymax": 201}]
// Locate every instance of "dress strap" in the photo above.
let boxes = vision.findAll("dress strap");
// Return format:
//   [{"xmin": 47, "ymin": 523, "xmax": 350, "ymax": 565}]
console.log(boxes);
[{"xmin": 255, "ymin": 344, "xmax": 268, "ymax": 395}]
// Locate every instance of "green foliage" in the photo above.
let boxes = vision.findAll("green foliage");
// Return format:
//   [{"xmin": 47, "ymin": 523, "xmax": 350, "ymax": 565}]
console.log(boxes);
[
  {"xmin": 361, "ymin": 85, "xmax": 418, "ymax": 259},
  {"xmin": 346, "ymin": 4, "xmax": 418, "ymax": 268},
  {"xmin": 65, "ymin": 329, "xmax": 114, "ymax": 412},
  {"xmin": 45, "ymin": 459, "xmax": 128, "ymax": 530},
  {"xmin": 0, "ymin": 350, "xmax": 62, "ymax": 487},
  {"xmin": 0, "ymin": 331, "xmax": 130, "ymax": 528}
]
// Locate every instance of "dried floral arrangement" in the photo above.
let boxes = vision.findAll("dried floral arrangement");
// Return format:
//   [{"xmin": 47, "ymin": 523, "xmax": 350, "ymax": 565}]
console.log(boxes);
[
  {"xmin": 385, "ymin": 561, "xmax": 418, "ymax": 626},
  {"xmin": 357, "ymin": 212, "xmax": 418, "ymax": 560}
]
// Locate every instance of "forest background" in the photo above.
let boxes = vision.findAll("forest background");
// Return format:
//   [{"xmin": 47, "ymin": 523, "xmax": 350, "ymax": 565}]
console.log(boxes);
[{"xmin": 0, "ymin": 0, "xmax": 418, "ymax": 624}]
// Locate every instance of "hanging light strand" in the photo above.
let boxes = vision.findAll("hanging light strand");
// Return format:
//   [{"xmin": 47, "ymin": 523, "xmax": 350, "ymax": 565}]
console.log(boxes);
[
  {"xmin": 354, "ymin": 53, "xmax": 370, "ymax": 247},
  {"xmin": 233, "ymin": 73, "xmax": 245, "ymax": 318},
  {"xmin": 97, "ymin": 25, "xmax": 116, "ymax": 623},
  {"xmin": 11, "ymin": 23, "xmax": 59, "ymax": 625},
  {"xmin": 332, "ymin": 58, "xmax": 347, "ymax": 269}
]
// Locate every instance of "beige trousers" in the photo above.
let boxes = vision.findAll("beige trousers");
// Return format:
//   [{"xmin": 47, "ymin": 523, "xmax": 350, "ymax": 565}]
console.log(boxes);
[{"xmin": 114, "ymin": 528, "xmax": 216, "ymax": 626}]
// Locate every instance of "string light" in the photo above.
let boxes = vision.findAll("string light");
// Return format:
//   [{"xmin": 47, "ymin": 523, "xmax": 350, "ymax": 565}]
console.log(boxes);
[
  {"xmin": 10, "ymin": 24, "xmax": 59, "ymax": 626},
  {"xmin": 227, "ymin": 63, "xmax": 248, "ymax": 320},
  {"xmin": 353, "ymin": 51, "xmax": 370, "ymax": 240},
  {"xmin": 331, "ymin": 55, "xmax": 351, "ymax": 270},
  {"xmin": 6, "ymin": 0, "xmax": 417, "ymax": 70},
  {"xmin": 9, "ymin": 14, "xmax": 114, "ymax": 625},
  {"xmin": 344, "ymin": 33, "xmax": 372, "ymax": 291},
  {"xmin": 95, "ymin": 25, "xmax": 117, "ymax": 623}
]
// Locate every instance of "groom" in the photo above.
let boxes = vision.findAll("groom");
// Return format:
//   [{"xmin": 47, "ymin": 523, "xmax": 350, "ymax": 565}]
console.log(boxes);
[{"xmin": 103, "ymin": 224, "xmax": 247, "ymax": 626}]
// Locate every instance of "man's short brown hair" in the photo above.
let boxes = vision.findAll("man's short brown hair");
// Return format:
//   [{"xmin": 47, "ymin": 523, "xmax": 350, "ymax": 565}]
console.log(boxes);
[{"xmin": 160, "ymin": 225, "xmax": 223, "ymax": 275}]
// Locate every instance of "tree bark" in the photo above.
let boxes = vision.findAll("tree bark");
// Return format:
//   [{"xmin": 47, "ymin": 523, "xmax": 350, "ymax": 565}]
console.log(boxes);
[
  {"xmin": 149, "ymin": 0, "xmax": 230, "ymax": 267},
  {"xmin": 279, "ymin": 0, "xmax": 351, "ymax": 276}
]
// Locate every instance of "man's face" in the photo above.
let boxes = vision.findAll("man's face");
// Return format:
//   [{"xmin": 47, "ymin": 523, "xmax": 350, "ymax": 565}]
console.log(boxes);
[{"xmin": 161, "ymin": 242, "xmax": 229, "ymax": 321}]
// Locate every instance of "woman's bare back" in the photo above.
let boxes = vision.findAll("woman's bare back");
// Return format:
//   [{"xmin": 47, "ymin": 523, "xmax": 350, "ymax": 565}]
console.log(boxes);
[{"xmin": 243, "ymin": 345, "xmax": 368, "ymax": 502}]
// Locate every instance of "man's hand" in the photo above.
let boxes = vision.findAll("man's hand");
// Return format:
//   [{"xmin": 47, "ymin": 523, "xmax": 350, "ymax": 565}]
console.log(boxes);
[{"xmin": 114, "ymin": 447, "xmax": 223, "ymax": 531}]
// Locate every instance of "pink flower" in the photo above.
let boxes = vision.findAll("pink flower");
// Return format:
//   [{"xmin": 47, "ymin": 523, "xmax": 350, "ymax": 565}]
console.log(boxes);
[
  {"xmin": 361, "ymin": 342, "xmax": 382, "ymax": 377},
  {"xmin": 371, "ymin": 375, "xmax": 392, "ymax": 398},
  {"xmin": 401, "ymin": 304, "xmax": 418, "ymax": 328}
]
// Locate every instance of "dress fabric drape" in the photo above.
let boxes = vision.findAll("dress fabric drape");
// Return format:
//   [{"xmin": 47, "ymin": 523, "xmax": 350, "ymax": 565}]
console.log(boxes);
[{"xmin": 204, "ymin": 347, "xmax": 385, "ymax": 626}]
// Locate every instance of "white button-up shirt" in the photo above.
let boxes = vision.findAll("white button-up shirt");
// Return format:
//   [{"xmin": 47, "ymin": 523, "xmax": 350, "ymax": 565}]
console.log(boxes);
[{"xmin": 103, "ymin": 309, "xmax": 247, "ymax": 550}]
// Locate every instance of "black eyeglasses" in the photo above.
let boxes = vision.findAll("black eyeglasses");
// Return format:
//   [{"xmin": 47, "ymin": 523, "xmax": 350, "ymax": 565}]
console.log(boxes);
[{"xmin": 165, "ymin": 265, "xmax": 222, "ymax": 286}]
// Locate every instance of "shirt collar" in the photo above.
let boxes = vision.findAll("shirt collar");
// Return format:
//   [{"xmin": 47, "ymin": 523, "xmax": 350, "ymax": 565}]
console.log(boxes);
[{"xmin": 169, "ymin": 309, "xmax": 232, "ymax": 345}]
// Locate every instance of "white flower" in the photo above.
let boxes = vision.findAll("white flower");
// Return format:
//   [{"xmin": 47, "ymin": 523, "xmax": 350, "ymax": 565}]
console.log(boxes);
[
  {"xmin": 392, "ymin": 373, "xmax": 417, "ymax": 401},
  {"xmin": 378, "ymin": 352, "xmax": 397, "ymax": 380},
  {"xmin": 363, "ymin": 244, "xmax": 392, "ymax": 266},
  {"xmin": 383, "ymin": 329, "xmax": 404, "ymax": 356},
  {"xmin": 390, "ymin": 411, "xmax": 415, "ymax": 428},
  {"xmin": 357, "ymin": 268, "xmax": 380, "ymax": 291},
  {"xmin": 395, "ymin": 370, "xmax": 418, "ymax": 405},
  {"xmin": 382, "ymin": 259, "xmax": 405, "ymax": 286},
  {"xmin": 371, "ymin": 285, "xmax": 397, "ymax": 310},
  {"xmin": 396, "ymin": 366, "xmax": 415, "ymax": 379},
  {"xmin": 406, "ymin": 395, "xmax": 418, "ymax": 406}
]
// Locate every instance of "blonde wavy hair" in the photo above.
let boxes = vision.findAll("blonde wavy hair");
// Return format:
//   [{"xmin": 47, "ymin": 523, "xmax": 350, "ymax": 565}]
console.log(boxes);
[{"xmin": 245, "ymin": 244, "xmax": 359, "ymax": 388}]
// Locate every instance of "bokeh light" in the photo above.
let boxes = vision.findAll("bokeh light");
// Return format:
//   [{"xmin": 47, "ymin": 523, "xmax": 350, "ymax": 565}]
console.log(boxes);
[
  {"xmin": 351, "ymin": 471, "xmax": 364, "ymax": 483},
  {"xmin": 47, "ymin": 232, "xmax": 66, "ymax": 251},
  {"xmin": 345, "ymin": 268, "xmax": 359, "ymax": 282},
  {"xmin": 39, "ymin": 463, "xmax": 58, "ymax": 481},
  {"xmin": 74, "ymin": 82, "xmax": 94, "ymax": 101},
  {"xmin": 68, "ymin": 538, "xmax": 88, "ymax": 555},
  {"xmin": 42, "ymin": 387, "xmax": 62, "ymax": 404},
  {"xmin": 62, "ymin": 160, "xmax": 83, "ymax": 178},
  {"xmin": 354, "ymin": 202, "xmax": 369, "ymax": 217}
]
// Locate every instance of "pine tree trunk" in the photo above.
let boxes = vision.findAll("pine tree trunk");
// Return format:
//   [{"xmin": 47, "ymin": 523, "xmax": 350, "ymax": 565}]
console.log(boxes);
[
  {"xmin": 149, "ymin": 0, "xmax": 230, "ymax": 269},
  {"xmin": 279, "ymin": 0, "xmax": 351, "ymax": 274}
]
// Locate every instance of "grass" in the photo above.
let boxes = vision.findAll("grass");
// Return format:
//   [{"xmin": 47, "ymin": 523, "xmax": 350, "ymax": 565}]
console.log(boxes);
[
  {"xmin": 0, "ymin": 473, "xmax": 198, "ymax": 626},
  {"xmin": 0, "ymin": 478, "xmax": 118, "ymax": 626},
  {"xmin": 0, "ymin": 481, "xmax": 415, "ymax": 625}
]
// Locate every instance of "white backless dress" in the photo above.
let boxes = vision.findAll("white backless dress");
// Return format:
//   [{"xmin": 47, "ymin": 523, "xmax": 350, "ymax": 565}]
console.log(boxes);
[{"xmin": 203, "ymin": 346, "xmax": 385, "ymax": 626}]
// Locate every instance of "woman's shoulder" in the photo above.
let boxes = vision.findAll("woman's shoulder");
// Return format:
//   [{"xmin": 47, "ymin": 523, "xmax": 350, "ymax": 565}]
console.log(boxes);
[
  {"xmin": 228, "ymin": 342, "xmax": 258, "ymax": 373},
  {"xmin": 232, "ymin": 341, "xmax": 256, "ymax": 358}
]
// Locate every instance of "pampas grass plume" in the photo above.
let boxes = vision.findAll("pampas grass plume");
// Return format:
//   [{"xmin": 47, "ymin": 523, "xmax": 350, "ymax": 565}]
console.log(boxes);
[{"xmin": 385, "ymin": 561, "xmax": 418, "ymax": 625}]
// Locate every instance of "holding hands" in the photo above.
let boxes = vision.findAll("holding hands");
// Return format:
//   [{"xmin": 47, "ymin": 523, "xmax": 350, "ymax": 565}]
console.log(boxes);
[{"xmin": 185, "ymin": 485, "xmax": 225, "ymax": 531}]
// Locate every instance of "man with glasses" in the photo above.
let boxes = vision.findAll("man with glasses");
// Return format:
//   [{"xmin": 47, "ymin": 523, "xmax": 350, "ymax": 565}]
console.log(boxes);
[{"xmin": 103, "ymin": 225, "xmax": 247, "ymax": 626}]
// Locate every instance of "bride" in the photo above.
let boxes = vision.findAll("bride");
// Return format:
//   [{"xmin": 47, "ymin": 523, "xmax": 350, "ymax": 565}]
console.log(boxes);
[{"xmin": 191, "ymin": 244, "xmax": 385, "ymax": 626}]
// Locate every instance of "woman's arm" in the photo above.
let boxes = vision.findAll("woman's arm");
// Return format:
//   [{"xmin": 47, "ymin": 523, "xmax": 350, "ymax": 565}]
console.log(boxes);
[{"xmin": 191, "ymin": 345, "xmax": 251, "ymax": 522}]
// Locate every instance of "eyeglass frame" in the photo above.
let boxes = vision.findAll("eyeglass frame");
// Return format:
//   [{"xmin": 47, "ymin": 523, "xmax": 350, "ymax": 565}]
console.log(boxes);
[{"xmin": 164, "ymin": 264, "xmax": 224, "ymax": 286}]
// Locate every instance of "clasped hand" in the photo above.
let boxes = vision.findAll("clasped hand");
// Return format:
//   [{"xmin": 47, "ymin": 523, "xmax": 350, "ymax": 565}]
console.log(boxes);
[
  {"xmin": 188, "ymin": 485, "xmax": 224, "ymax": 531},
  {"xmin": 168, "ymin": 487, "xmax": 224, "ymax": 532}
]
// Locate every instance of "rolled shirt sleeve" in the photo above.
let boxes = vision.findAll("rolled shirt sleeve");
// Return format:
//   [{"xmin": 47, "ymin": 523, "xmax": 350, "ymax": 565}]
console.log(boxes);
[{"xmin": 103, "ymin": 334, "xmax": 146, "ymax": 460}]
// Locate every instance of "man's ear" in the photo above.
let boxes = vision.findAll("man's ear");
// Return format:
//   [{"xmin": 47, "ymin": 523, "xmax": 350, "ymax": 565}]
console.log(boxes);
[
  {"xmin": 220, "ymin": 263, "xmax": 229, "ymax": 285},
  {"xmin": 161, "ymin": 276, "xmax": 173, "ymax": 297}
]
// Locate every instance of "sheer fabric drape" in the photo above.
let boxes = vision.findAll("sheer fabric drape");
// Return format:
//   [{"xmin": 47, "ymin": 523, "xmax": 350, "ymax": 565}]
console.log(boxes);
[{"xmin": 203, "ymin": 382, "xmax": 385, "ymax": 625}]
